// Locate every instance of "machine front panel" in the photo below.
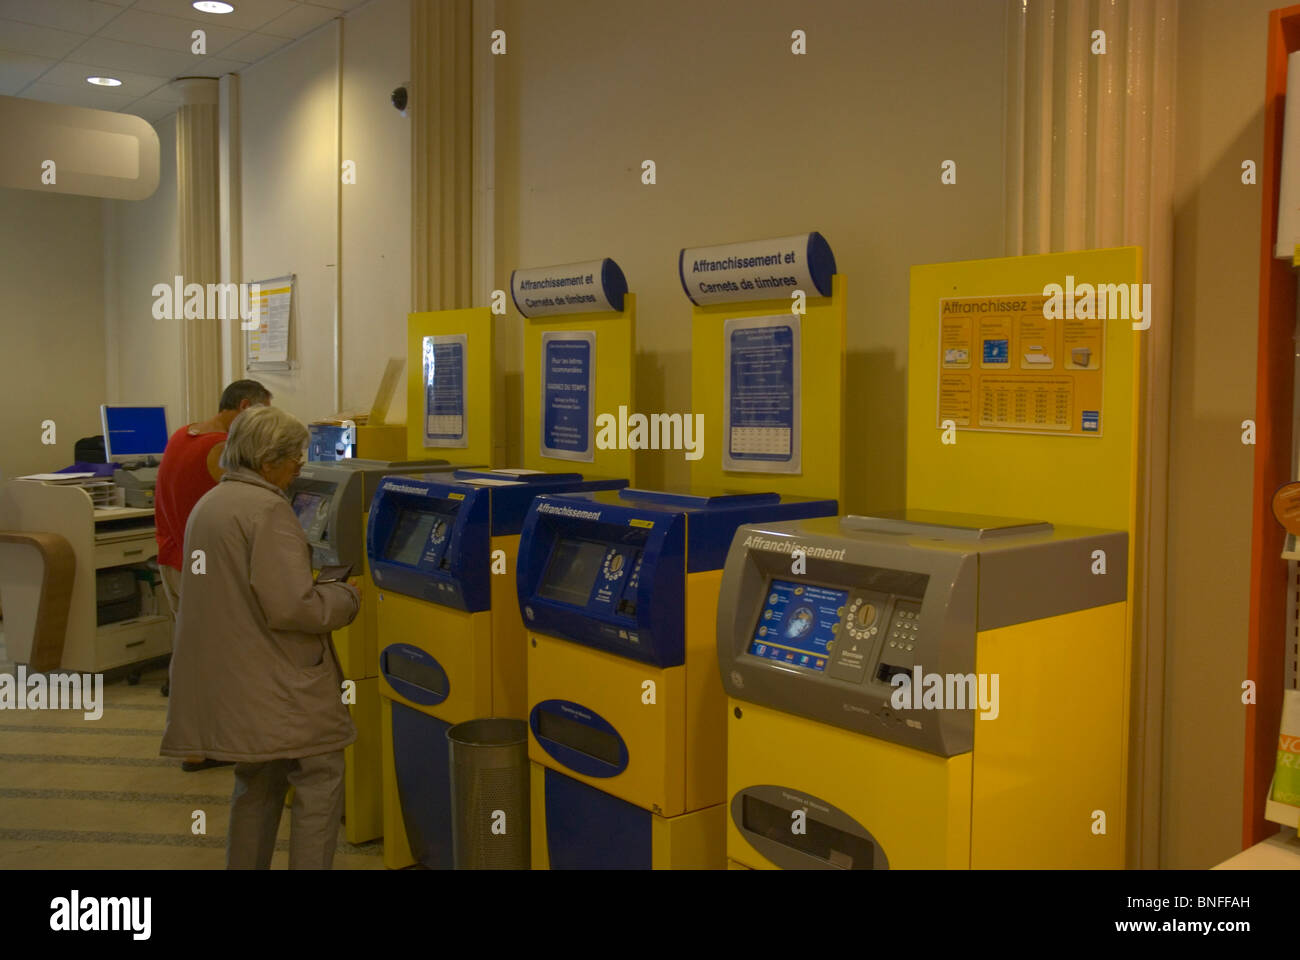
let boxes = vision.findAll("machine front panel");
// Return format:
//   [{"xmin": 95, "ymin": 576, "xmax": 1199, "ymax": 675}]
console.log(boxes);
[
  {"xmin": 718, "ymin": 522, "xmax": 978, "ymax": 756},
  {"xmin": 970, "ymin": 602, "xmax": 1128, "ymax": 868},
  {"xmin": 289, "ymin": 470, "xmax": 358, "ymax": 569},
  {"xmin": 542, "ymin": 767, "xmax": 652, "ymax": 869},
  {"xmin": 725, "ymin": 699, "xmax": 972, "ymax": 869},
  {"xmin": 730, "ymin": 785, "xmax": 887, "ymax": 870},
  {"xmin": 391, "ymin": 701, "xmax": 454, "ymax": 869},
  {"xmin": 342, "ymin": 676, "xmax": 382, "ymax": 843},
  {"xmin": 527, "ymin": 630, "xmax": 686, "ymax": 816},
  {"xmin": 367, "ymin": 477, "xmax": 491, "ymax": 612},
  {"xmin": 376, "ymin": 594, "xmax": 492, "ymax": 724},
  {"xmin": 517, "ymin": 496, "xmax": 686, "ymax": 667}
]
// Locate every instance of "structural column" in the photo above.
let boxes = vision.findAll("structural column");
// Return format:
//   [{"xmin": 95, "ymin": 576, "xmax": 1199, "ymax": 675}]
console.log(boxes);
[
  {"xmin": 412, "ymin": 0, "xmax": 475, "ymax": 312},
  {"xmin": 172, "ymin": 77, "xmax": 222, "ymax": 421}
]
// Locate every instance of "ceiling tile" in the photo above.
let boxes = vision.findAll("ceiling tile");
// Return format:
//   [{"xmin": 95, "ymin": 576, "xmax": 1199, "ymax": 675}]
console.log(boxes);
[
  {"xmin": 130, "ymin": 0, "xmax": 299, "ymax": 34},
  {"xmin": 0, "ymin": 18, "xmax": 87, "ymax": 59},
  {"xmin": 258, "ymin": 3, "xmax": 337, "ymax": 40},
  {"xmin": 0, "ymin": 49, "xmax": 55, "ymax": 95},
  {"xmin": 309, "ymin": 0, "xmax": 370, "ymax": 10},
  {"xmin": 40, "ymin": 59, "xmax": 172, "ymax": 98},
  {"xmin": 211, "ymin": 30, "xmax": 285, "ymax": 63},
  {"xmin": 0, "ymin": 0, "xmax": 123, "ymax": 35},
  {"xmin": 71, "ymin": 35, "xmax": 243, "ymax": 78},
  {"xmin": 21, "ymin": 78, "xmax": 135, "ymax": 110},
  {"xmin": 123, "ymin": 95, "xmax": 177, "ymax": 122},
  {"xmin": 97, "ymin": 8, "xmax": 248, "ymax": 54}
]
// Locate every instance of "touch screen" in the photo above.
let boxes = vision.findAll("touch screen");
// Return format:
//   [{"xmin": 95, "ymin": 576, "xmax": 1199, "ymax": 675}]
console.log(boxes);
[
  {"xmin": 384, "ymin": 508, "xmax": 442, "ymax": 567},
  {"xmin": 538, "ymin": 539, "xmax": 607, "ymax": 607},
  {"xmin": 747, "ymin": 580, "xmax": 848, "ymax": 673},
  {"xmin": 291, "ymin": 492, "xmax": 326, "ymax": 529}
]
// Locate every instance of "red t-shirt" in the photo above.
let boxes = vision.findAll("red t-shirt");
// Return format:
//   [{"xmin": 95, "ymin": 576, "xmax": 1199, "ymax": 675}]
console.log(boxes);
[{"xmin": 155, "ymin": 426, "xmax": 226, "ymax": 570}]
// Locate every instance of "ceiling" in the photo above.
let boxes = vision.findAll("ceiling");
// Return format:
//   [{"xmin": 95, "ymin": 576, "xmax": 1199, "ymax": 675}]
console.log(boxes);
[{"xmin": 0, "ymin": 0, "xmax": 369, "ymax": 123}]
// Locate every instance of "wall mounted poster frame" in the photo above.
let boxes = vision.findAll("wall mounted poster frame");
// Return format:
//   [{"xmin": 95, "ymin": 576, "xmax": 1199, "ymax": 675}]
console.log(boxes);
[{"xmin": 245, "ymin": 274, "xmax": 293, "ymax": 372}]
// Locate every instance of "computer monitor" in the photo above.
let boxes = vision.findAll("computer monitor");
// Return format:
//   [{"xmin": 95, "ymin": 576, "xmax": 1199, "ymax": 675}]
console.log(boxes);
[{"xmin": 101, "ymin": 404, "xmax": 169, "ymax": 463}]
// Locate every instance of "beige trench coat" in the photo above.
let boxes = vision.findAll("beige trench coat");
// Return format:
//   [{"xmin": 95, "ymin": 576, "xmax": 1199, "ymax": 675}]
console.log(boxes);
[{"xmin": 160, "ymin": 467, "xmax": 360, "ymax": 762}]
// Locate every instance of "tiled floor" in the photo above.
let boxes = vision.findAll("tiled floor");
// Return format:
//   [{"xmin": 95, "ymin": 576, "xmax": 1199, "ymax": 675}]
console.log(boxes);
[{"xmin": 0, "ymin": 629, "xmax": 383, "ymax": 870}]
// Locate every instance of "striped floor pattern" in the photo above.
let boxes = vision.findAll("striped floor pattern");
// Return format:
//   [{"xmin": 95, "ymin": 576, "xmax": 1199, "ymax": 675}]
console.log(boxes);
[{"xmin": 0, "ymin": 634, "xmax": 383, "ymax": 870}]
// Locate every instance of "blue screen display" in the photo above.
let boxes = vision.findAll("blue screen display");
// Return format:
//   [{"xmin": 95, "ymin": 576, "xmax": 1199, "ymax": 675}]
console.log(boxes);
[
  {"xmin": 748, "ymin": 580, "xmax": 848, "ymax": 673},
  {"xmin": 103, "ymin": 406, "xmax": 168, "ymax": 458}
]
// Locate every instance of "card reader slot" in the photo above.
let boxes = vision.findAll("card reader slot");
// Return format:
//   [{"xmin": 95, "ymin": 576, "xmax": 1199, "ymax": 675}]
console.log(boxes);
[
  {"xmin": 740, "ymin": 794, "xmax": 876, "ymax": 869},
  {"xmin": 876, "ymin": 663, "xmax": 910, "ymax": 685}
]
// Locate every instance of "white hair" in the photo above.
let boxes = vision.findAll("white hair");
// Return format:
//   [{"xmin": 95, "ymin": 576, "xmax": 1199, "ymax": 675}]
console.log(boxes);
[{"xmin": 219, "ymin": 405, "xmax": 308, "ymax": 472}]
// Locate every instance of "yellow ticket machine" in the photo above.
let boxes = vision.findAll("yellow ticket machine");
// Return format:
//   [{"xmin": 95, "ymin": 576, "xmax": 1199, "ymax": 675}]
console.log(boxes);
[
  {"xmin": 517, "ymin": 488, "xmax": 837, "ymax": 869},
  {"xmin": 288, "ymin": 458, "xmax": 463, "ymax": 843},
  {"xmin": 716, "ymin": 511, "xmax": 1129, "ymax": 869},
  {"xmin": 369, "ymin": 469, "xmax": 627, "ymax": 869}
]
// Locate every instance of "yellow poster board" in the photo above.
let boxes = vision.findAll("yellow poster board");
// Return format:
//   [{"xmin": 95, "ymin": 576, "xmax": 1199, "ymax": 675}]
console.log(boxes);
[
  {"xmin": 521, "ymin": 297, "xmax": 636, "ymax": 483},
  {"xmin": 689, "ymin": 275, "xmax": 846, "ymax": 503},
  {"xmin": 406, "ymin": 308, "xmax": 497, "ymax": 467},
  {"xmin": 909, "ymin": 250, "xmax": 1141, "ymax": 534},
  {"xmin": 937, "ymin": 294, "xmax": 1106, "ymax": 436}
]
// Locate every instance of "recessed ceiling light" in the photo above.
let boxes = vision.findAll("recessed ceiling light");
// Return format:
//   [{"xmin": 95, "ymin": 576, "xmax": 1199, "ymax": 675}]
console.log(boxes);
[
  {"xmin": 192, "ymin": 1, "xmax": 234, "ymax": 13},
  {"xmin": 87, "ymin": 77, "xmax": 122, "ymax": 86}
]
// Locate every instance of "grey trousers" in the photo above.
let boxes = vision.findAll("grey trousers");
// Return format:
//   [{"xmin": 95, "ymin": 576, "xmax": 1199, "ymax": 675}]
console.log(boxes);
[{"xmin": 226, "ymin": 751, "xmax": 345, "ymax": 870}]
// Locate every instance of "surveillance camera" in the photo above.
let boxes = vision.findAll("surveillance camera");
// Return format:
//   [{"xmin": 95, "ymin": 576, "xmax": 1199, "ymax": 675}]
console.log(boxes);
[{"xmin": 391, "ymin": 85, "xmax": 408, "ymax": 113}]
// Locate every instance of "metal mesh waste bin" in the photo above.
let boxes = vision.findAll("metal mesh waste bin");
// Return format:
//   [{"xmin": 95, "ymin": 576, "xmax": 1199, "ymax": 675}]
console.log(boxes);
[{"xmin": 446, "ymin": 718, "xmax": 531, "ymax": 869}]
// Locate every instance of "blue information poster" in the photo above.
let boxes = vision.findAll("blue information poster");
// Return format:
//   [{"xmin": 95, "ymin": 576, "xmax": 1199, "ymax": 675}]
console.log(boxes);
[
  {"xmin": 723, "ymin": 315, "xmax": 801, "ymax": 473},
  {"xmin": 541, "ymin": 331, "xmax": 595, "ymax": 462},
  {"xmin": 423, "ymin": 333, "xmax": 467, "ymax": 447}
]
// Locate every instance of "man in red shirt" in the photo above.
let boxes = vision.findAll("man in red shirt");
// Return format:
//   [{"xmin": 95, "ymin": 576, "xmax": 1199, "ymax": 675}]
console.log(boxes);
[{"xmin": 155, "ymin": 380, "xmax": 270, "ymax": 769}]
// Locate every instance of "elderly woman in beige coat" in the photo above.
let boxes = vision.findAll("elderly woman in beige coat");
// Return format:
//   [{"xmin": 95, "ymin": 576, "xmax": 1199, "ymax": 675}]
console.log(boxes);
[{"xmin": 160, "ymin": 405, "xmax": 360, "ymax": 870}]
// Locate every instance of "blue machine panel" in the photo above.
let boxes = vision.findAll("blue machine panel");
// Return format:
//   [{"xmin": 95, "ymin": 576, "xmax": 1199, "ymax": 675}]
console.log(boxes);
[
  {"xmin": 530, "ymin": 699, "xmax": 629, "ymax": 778},
  {"xmin": 391, "ymin": 702, "xmax": 453, "ymax": 869},
  {"xmin": 544, "ymin": 767, "xmax": 651, "ymax": 870},
  {"xmin": 366, "ymin": 471, "xmax": 627, "ymax": 612},
  {"xmin": 516, "ymin": 488, "xmax": 838, "ymax": 667}
]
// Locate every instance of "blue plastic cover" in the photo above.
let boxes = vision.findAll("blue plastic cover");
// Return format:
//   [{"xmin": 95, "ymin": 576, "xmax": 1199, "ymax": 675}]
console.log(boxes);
[
  {"xmin": 515, "ymin": 489, "xmax": 837, "ymax": 667},
  {"xmin": 366, "ymin": 472, "xmax": 628, "ymax": 612}
]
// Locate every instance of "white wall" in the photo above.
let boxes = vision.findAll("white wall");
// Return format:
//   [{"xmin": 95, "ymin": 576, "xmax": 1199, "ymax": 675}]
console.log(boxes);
[
  {"xmin": 238, "ymin": 0, "xmax": 411, "ymax": 426},
  {"xmin": 105, "ymin": 114, "xmax": 183, "ymax": 420},
  {"xmin": 0, "ymin": 188, "xmax": 107, "ymax": 478},
  {"xmin": 493, "ymin": 0, "xmax": 1009, "ymax": 501},
  {"xmin": 341, "ymin": 0, "xmax": 411, "ymax": 422},
  {"xmin": 239, "ymin": 22, "xmax": 341, "ymax": 424}
]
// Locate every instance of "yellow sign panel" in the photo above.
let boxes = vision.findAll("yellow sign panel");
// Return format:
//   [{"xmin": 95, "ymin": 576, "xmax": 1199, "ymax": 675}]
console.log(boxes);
[{"xmin": 936, "ymin": 295, "xmax": 1104, "ymax": 437}]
